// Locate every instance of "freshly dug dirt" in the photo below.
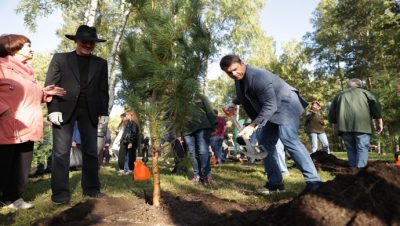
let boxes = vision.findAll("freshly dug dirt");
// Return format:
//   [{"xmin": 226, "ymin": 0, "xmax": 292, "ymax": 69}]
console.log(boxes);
[
  {"xmin": 228, "ymin": 161, "xmax": 400, "ymax": 226},
  {"xmin": 32, "ymin": 193, "xmax": 263, "ymax": 226},
  {"xmin": 34, "ymin": 153, "xmax": 400, "ymax": 226}
]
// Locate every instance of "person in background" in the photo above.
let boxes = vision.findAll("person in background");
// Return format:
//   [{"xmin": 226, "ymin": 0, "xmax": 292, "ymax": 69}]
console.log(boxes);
[
  {"xmin": 141, "ymin": 132, "xmax": 150, "ymax": 165},
  {"xmin": 220, "ymin": 54, "xmax": 322, "ymax": 194},
  {"xmin": 70, "ymin": 121, "xmax": 82, "ymax": 171},
  {"xmin": 0, "ymin": 34, "xmax": 65, "ymax": 210},
  {"xmin": 328, "ymin": 78, "xmax": 383, "ymax": 168},
  {"xmin": 45, "ymin": 25, "xmax": 109, "ymax": 204},
  {"xmin": 269, "ymin": 139, "xmax": 289, "ymax": 177},
  {"xmin": 111, "ymin": 113, "xmax": 126, "ymax": 162},
  {"xmin": 183, "ymin": 93, "xmax": 216, "ymax": 185},
  {"xmin": 210, "ymin": 109, "xmax": 226, "ymax": 165},
  {"xmin": 97, "ymin": 124, "xmax": 111, "ymax": 166},
  {"xmin": 118, "ymin": 110, "xmax": 140, "ymax": 174},
  {"xmin": 102, "ymin": 128, "xmax": 112, "ymax": 166},
  {"xmin": 304, "ymin": 101, "xmax": 330, "ymax": 154},
  {"xmin": 171, "ymin": 136, "xmax": 187, "ymax": 174}
]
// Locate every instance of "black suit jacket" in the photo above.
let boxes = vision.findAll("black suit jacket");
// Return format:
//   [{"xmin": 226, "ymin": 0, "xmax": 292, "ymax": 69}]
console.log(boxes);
[{"xmin": 45, "ymin": 51, "xmax": 109, "ymax": 125}]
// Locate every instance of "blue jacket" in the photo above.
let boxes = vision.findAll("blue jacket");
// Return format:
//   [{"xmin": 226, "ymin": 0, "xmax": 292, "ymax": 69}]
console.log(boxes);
[{"xmin": 233, "ymin": 65, "xmax": 308, "ymax": 126}]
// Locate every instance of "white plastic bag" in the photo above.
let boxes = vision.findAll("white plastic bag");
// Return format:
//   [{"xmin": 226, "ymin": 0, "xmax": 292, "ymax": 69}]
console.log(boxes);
[{"xmin": 70, "ymin": 147, "xmax": 82, "ymax": 167}]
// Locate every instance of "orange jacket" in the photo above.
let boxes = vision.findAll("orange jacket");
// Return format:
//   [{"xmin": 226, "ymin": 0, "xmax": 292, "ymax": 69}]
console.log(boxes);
[{"xmin": 0, "ymin": 56, "xmax": 51, "ymax": 144}]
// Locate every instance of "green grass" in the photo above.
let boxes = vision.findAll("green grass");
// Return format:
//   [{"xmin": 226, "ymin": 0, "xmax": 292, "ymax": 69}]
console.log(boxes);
[
  {"xmin": 1, "ymin": 151, "xmax": 393, "ymax": 226},
  {"xmin": 332, "ymin": 151, "xmax": 394, "ymax": 161}
]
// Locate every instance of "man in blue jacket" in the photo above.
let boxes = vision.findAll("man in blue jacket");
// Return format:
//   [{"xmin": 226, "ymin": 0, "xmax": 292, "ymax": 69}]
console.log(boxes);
[{"xmin": 220, "ymin": 55, "xmax": 321, "ymax": 193}]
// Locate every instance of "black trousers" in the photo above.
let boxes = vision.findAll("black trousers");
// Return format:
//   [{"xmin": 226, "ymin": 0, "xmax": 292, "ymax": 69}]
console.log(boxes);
[
  {"xmin": 0, "ymin": 141, "xmax": 33, "ymax": 203},
  {"xmin": 118, "ymin": 143, "xmax": 136, "ymax": 171},
  {"xmin": 51, "ymin": 105, "xmax": 99, "ymax": 203}
]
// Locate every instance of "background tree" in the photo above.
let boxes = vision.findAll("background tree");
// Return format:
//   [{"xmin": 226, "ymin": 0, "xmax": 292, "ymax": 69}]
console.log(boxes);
[{"xmin": 202, "ymin": 0, "xmax": 268, "ymax": 56}]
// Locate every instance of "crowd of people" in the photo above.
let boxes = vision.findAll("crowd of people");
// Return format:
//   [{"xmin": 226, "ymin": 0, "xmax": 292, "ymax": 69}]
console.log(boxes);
[{"xmin": 0, "ymin": 25, "xmax": 384, "ymax": 211}]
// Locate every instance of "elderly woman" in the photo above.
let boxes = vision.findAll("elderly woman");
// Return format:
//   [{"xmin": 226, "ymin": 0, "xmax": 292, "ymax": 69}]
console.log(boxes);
[{"xmin": 0, "ymin": 34, "xmax": 65, "ymax": 210}]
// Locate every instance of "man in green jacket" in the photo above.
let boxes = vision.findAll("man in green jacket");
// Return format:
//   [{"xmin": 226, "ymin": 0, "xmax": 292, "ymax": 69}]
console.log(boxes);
[
  {"xmin": 183, "ymin": 93, "xmax": 216, "ymax": 185},
  {"xmin": 328, "ymin": 78, "xmax": 383, "ymax": 168}
]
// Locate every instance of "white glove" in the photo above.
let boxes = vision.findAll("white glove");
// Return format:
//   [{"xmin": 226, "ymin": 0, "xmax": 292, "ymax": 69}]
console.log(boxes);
[
  {"xmin": 239, "ymin": 125, "xmax": 256, "ymax": 140},
  {"xmin": 48, "ymin": 112, "xmax": 63, "ymax": 125},
  {"xmin": 99, "ymin": 116, "xmax": 109, "ymax": 125}
]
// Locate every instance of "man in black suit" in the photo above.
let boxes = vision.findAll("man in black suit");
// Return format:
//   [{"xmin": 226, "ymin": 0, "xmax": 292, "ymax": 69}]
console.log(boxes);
[{"xmin": 45, "ymin": 25, "xmax": 109, "ymax": 204}]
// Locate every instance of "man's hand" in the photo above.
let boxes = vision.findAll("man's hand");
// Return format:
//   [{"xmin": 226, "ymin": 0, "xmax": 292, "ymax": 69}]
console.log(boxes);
[
  {"xmin": 99, "ymin": 116, "xmax": 109, "ymax": 125},
  {"xmin": 223, "ymin": 102, "xmax": 236, "ymax": 116},
  {"xmin": 48, "ymin": 112, "xmax": 63, "ymax": 125},
  {"xmin": 239, "ymin": 124, "xmax": 256, "ymax": 140}
]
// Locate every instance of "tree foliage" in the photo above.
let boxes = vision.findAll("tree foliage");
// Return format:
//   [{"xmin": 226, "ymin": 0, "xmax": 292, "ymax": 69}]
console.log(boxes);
[
  {"xmin": 305, "ymin": 0, "xmax": 400, "ymax": 144},
  {"xmin": 201, "ymin": 0, "xmax": 267, "ymax": 56}
]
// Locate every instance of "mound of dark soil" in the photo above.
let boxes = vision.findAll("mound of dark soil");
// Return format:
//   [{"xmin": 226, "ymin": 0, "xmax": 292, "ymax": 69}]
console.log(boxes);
[
  {"xmin": 216, "ymin": 162, "xmax": 400, "ymax": 226},
  {"xmin": 310, "ymin": 151, "xmax": 352, "ymax": 174},
  {"xmin": 33, "ymin": 154, "xmax": 400, "ymax": 226}
]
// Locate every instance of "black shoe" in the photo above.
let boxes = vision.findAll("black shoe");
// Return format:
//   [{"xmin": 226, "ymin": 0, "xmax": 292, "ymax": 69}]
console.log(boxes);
[
  {"xmin": 304, "ymin": 181, "xmax": 323, "ymax": 193},
  {"xmin": 260, "ymin": 183, "xmax": 285, "ymax": 194},
  {"xmin": 84, "ymin": 192, "xmax": 107, "ymax": 198},
  {"xmin": 52, "ymin": 199, "xmax": 70, "ymax": 205}
]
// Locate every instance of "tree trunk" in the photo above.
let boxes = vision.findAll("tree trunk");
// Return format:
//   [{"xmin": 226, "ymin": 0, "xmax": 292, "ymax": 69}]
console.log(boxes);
[
  {"xmin": 108, "ymin": 0, "xmax": 132, "ymax": 113},
  {"xmin": 84, "ymin": 0, "xmax": 98, "ymax": 26},
  {"xmin": 151, "ymin": 139, "xmax": 160, "ymax": 207}
]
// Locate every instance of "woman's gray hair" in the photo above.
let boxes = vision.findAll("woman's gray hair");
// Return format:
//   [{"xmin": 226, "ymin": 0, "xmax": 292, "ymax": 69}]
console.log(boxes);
[{"xmin": 347, "ymin": 78, "xmax": 363, "ymax": 88}]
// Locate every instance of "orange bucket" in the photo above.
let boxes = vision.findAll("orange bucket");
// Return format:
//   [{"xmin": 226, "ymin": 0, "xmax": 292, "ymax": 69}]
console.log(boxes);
[
  {"xmin": 133, "ymin": 160, "xmax": 151, "ymax": 181},
  {"xmin": 396, "ymin": 156, "xmax": 400, "ymax": 167},
  {"xmin": 211, "ymin": 155, "xmax": 217, "ymax": 166}
]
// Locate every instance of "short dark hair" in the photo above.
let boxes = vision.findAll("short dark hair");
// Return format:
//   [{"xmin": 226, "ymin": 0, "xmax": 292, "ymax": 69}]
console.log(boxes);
[
  {"xmin": 220, "ymin": 55, "xmax": 242, "ymax": 69},
  {"xmin": 0, "ymin": 34, "xmax": 31, "ymax": 57}
]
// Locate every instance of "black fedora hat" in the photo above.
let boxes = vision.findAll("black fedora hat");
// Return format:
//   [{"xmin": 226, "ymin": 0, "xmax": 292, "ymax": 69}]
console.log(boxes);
[{"xmin": 65, "ymin": 25, "xmax": 106, "ymax": 42}]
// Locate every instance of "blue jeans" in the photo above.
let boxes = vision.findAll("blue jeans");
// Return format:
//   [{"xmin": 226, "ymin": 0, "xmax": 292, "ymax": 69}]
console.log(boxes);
[
  {"xmin": 341, "ymin": 132, "xmax": 371, "ymax": 168},
  {"xmin": 263, "ymin": 139, "xmax": 288, "ymax": 174},
  {"xmin": 276, "ymin": 139, "xmax": 288, "ymax": 173},
  {"xmin": 307, "ymin": 132, "xmax": 330, "ymax": 153},
  {"xmin": 184, "ymin": 129, "xmax": 212, "ymax": 177},
  {"xmin": 263, "ymin": 139, "xmax": 289, "ymax": 173},
  {"xmin": 258, "ymin": 120, "xmax": 321, "ymax": 186},
  {"xmin": 210, "ymin": 136, "xmax": 224, "ymax": 164}
]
